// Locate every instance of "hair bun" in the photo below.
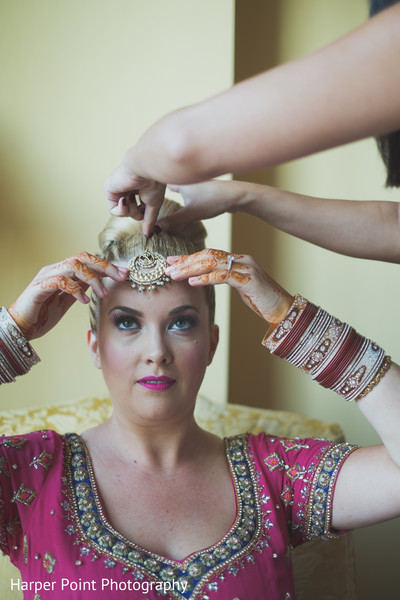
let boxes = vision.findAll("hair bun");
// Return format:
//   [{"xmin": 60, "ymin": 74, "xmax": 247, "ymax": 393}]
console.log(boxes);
[
  {"xmin": 98, "ymin": 197, "xmax": 207, "ymax": 258},
  {"xmin": 99, "ymin": 215, "xmax": 143, "ymax": 255}
]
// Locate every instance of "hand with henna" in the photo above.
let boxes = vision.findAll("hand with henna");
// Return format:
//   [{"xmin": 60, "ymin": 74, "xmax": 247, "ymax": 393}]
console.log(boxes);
[
  {"xmin": 165, "ymin": 249, "xmax": 294, "ymax": 326},
  {"xmin": 7, "ymin": 253, "xmax": 128, "ymax": 341}
]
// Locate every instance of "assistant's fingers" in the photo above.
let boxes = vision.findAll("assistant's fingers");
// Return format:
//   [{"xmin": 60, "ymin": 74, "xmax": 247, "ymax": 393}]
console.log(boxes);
[
  {"xmin": 109, "ymin": 197, "xmax": 133, "ymax": 217},
  {"xmin": 142, "ymin": 203, "xmax": 162, "ymax": 238},
  {"xmin": 104, "ymin": 163, "xmax": 139, "ymax": 213}
]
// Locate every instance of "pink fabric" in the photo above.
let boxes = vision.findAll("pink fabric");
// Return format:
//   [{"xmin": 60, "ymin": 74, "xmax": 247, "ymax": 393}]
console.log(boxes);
[{"xmin": 0, "ymin": 430, "xmax": 356, "ymax": 599}]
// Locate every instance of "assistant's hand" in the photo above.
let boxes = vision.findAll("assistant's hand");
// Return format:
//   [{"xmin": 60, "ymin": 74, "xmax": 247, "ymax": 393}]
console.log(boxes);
[
  {"xmin": 7, "ymin": 253, "xmax": 128, "ymax": 340},
  {"xmin": 157, "ymin": 180, "xmax": 242, "ymax": 232},
  {"xmin": 165, "ymin": 248, "xmax": 293, "ymax": 326},
  {"xmin": 104, "ymin": 158, "xmax": 166, "ymax": 237}
]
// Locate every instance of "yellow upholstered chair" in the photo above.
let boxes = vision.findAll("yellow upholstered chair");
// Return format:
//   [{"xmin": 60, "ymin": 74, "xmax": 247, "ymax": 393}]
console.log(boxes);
[{"xmin": 0, "ymin": 396, "xmax": 356, "ymax": 599}]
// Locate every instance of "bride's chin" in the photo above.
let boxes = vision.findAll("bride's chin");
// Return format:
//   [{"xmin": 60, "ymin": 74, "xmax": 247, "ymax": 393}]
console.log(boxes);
[{"xmin": 131, "ymin": 397, "xmax": 194, "ymax": 422}]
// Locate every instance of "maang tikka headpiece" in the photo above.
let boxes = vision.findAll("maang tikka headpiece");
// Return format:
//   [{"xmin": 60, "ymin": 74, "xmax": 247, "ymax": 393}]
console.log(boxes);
[{"xmin": 127, "ymin": 250, "xmax": 170, "ymax": 292}]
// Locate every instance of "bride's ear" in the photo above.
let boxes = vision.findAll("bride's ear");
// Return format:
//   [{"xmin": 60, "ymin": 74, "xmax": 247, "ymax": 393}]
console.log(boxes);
[
  {"xmin": 207, "ymin": 324, "xmax": 219, "ymax": 365},
  {"xmin": 87, "ymin": 329, "xmax": 101, "ymax": 369}
]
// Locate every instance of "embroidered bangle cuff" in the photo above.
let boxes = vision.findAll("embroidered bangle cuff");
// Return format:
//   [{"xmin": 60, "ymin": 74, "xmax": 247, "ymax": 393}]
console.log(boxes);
[
  {"xmin": 262, "ymin": 296, "xmax": 391, "ymax": 401},
  {"xmin": 0, "ymin": 307, "xmax": 40, "ymax": 384}
]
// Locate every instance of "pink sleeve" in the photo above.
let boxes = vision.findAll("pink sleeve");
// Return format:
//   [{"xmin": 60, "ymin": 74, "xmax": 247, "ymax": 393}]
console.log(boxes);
[{"xmin": 248, "ymin": 432, "xmax": 358, "ymax": 547}]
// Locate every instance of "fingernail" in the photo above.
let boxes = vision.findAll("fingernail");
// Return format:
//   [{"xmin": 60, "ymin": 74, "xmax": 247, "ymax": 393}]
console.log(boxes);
[{"xmin": 188, "ymin": 276, "xmax": 200, "ymax": 285}]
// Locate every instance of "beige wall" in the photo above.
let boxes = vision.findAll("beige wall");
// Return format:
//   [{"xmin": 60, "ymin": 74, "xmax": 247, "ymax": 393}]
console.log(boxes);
[
  {"xmin": 232, "ymin": 1, "xmax": 400, "ymax": 598},
  {"xmin": 0, "ymin": 0, "xmax": 234, "ymax": 409}
]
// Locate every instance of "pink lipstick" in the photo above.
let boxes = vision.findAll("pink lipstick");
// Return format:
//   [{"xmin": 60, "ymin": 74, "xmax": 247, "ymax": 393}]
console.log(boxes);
[{"xmin": 137, "ymin": 376, "xmax": 176, "ymax": 391}]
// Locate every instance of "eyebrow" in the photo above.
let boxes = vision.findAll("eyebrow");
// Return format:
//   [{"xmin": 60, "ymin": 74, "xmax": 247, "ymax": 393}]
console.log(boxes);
[
  {"xmin": 108, "ymin": 304, "xmax": 200, "ymax": 317},
  {"xmin": 169, "ymin": 305, "xmax": 200, "ymax": 316},
  {"xmin": 108, "ymin": 306, "xmax": 143, "ymax": 317}
]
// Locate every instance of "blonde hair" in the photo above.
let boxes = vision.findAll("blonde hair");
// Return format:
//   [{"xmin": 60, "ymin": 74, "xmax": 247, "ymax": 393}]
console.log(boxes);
[{"xmin": 90, "ymin": 198, "xmax": 215, "ymax": 330}]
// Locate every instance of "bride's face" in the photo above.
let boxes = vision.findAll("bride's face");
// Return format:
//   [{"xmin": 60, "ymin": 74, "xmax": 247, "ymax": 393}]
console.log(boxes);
[{"xmin": 87, "ymin": 276, "xmax": 218, "ymax": 424}]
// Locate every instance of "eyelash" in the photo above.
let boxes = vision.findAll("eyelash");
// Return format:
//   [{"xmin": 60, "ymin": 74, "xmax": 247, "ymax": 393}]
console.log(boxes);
[
  {"xmin": 113, "ymin": 314, "xmax": 139, "ymax": 331},
  {"xmin": 170, "ymin": 316, "xmax": 197, "ymax": 331}
]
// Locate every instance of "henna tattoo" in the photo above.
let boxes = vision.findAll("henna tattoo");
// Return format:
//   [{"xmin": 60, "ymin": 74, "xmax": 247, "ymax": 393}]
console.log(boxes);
[
  {"xmin": 173, "ymin": 255, "xmax": 219, "ymax": 274},
  {"xmin": 56, "ymin": 253, "xmax": 110, "ymax": 281},
  {"xmin": 7, "ymin": 296, "xmax": 55, "ymax": 339},
  {"xmin": 59, "ymin": 257, "xmax": 96, "ymax": 281},
  {"xmin": 230, "ymin": 271, "xmax": 251, "ymax": 284},
  {"xmin": 243, "ymin": 294, "xmax": 263, "ymax": 318},
  {"xmin": 204, "ymin": 249, "xmax": 229, "ymax": 260},
  {"xmin": 22, "ymin": 296, "xmax": 54, "ymax": 339},
  {"xmin": 170, "ymin": 250, "xmax": 247, "ymax": 279},
  {"xmin": 40, "ymin": 275, "xmax": 82, "ymax": 295},
  {"xmin": 75, "ymin": 252, "xmax": 110, "ymax": 269}
]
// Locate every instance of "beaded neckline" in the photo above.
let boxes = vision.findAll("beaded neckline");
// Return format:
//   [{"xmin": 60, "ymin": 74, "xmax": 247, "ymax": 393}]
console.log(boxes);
[{"xmin": 64, "ymin": 432, "xmax": 263, "ymax": 598}]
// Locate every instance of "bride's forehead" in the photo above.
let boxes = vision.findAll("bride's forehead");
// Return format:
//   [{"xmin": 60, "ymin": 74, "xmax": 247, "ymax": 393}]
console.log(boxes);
[{"xmin": 103, "ymin": 278, "xmax": 206, "ymax": 311}]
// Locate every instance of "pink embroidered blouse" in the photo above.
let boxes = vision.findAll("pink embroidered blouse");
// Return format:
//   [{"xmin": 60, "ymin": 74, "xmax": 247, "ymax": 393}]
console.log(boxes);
[{"xmin": 0, "ymin": 430, "xmax": 356, "ymax": 599}]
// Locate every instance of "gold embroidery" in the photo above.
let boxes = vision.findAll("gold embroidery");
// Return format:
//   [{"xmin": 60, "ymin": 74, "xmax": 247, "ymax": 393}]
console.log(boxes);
[
  {"xmin": 30, "ymin": 452, "xmax": 53, "ymax": 471},
  {"xmin": 1, "ymin": 436, "xmax": 27, "ymax": 450},
  {"xmin": 0, "ymin": 456, "xmax": 10, "ymax": 476},
  {"xmin": 6, "ymin": 515, "xmax": 22, "ymax": 536},
  {"xmin": 23, "ymin": 534, "xmax": 28, "ymax": 564},
  {"xmin": 264, "ymin": 452, "xmax": 285, "ymax": 472},
  {"xmin": 11, "ymin": 483, "xmax": 37, "ymax": 506},
  {"xmin": 306, "ymin": 443, "xmax": 357, "ymax": 539},
  {"xmin": 63, "ymin": 433, "xmax": 269, "ymax": 598},
  {"xmin": 280, "ymin": 485, "xmax": 294, "ymax": 507}
]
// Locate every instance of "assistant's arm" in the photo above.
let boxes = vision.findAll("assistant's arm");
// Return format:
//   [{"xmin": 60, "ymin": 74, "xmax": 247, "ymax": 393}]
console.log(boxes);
[
  {"xmin": 160, "ymin": 179, "xmax": 400, "ymax": 264},
  {"xmin": 238, "ymin": 184, "xmax": 400, "ymax": 263},
  {"xmin": 105, "ymin": 3, "xmax": 400, "ymax": 235}
]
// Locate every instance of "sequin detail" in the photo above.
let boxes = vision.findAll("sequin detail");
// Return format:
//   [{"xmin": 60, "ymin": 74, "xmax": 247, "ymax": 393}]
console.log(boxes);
[
  {"xmin": 30, "ymin": 452, "xmax": 53, "ymax": 471},
  {"xmin": 43, "ymin": 551, "xmax": 56, "ymax": 573}
]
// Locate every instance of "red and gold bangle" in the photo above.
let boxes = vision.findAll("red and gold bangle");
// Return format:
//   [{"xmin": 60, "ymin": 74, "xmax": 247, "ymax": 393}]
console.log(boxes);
[
  {"xmin": 262, "ymin": 295, "xmax": 391, "ymax": 401},
  {"xmin": 0, "ymin": 307, "xmax": 40, "ymax": 384},
  {"xmin": 262, "ymin": 295, "xmax": 309, "ymax": 354}
]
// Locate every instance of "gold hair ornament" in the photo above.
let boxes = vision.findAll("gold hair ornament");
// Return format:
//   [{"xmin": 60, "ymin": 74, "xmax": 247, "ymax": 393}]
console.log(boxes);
[{"xmin": 127, "ymin": 250, "xmax": 170, "ymax": 291}]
